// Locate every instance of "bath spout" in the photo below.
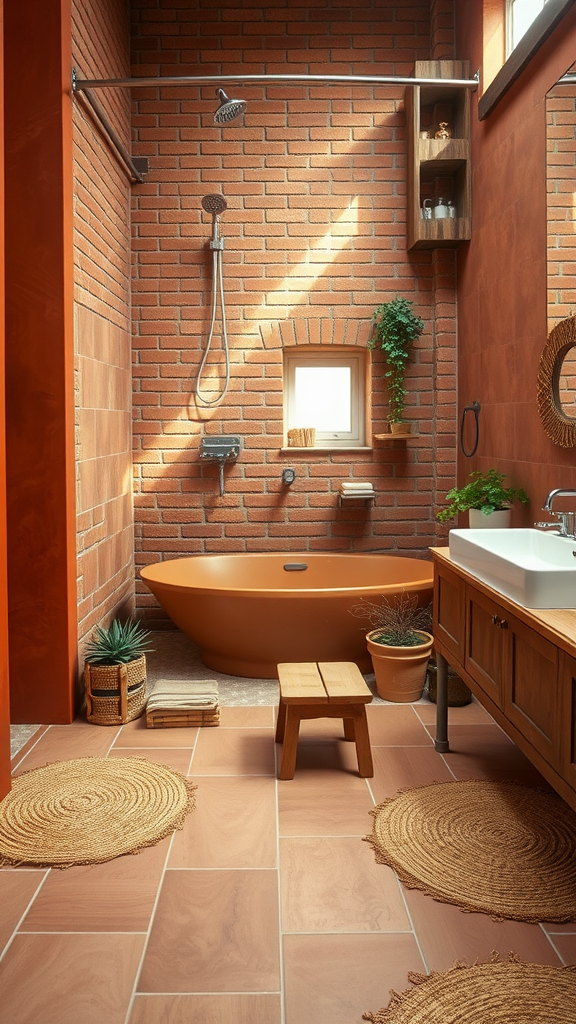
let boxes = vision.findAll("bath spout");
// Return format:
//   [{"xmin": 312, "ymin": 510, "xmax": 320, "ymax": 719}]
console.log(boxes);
[{"xmin": 199, "ymin": 435, "xmax": 240, "ymax": 496}]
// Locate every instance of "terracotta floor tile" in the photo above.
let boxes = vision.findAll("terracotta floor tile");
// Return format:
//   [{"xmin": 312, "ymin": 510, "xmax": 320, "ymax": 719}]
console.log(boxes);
[
  {"xmin": 21, "ymin": 838, "xmax": 171, "ymax": 932},
  {"xmin": 550, "ymin": 933, "xmax": 576, "ymax": 964},
  {"xmin": 544, "ymin": 923, "xmax": 576, "ymax": 934},
  {"xmin": 219, "ymin": 706, "xmax": 274, "ymax": 728},
  {"xmin": 169, "ymin": 776, "xmax": 277, "ymax": 868},
  {"xmin": 112, "ymin": 717, "xmax": 199, "ymax": 748},
  {"xmin": 415, "ymin": 698, "xmax": 495, "ymax": 726},
  {"xmin": 0, "ymin": 870, "xmax": 46, "ymax": 952},
  {"xmin": 14, "ymin": 721, "xmax": 117, "ymax": 772},
  {"xmin": 190, "ymin": 727, "xmax": 275, "ymax": 775},
  {"xmin": 138, "ymin": 869, "xmax": 280, "ymax": 992},
  {"xmin": 0, "ymin": 933, "xmax": 145, "ymax": 1024},
  {"xmin": 283, "ymin": 737, "xmax": 366, "ymax": 775},
  {"xmin": 403, "ymin": 887, "xmax": 563, "ymax": 972},
  {"xmin": 283, "ymin": 933, "xmax": 425, "ymax": 1024},
  {"xmin": 366, "ymin": 705, "xmax": 432, "ymax": 745},
  {"xmin": 108, "ymin": 746, "xmax": 193, "ymax": 774},
  {"xmin": 10, "ymin": 727, "xmax": 49, "ymax": 770},
  {"xmin": 442, "ymin": 725, "xmax": 545, "ymax": 780},
  {"xmin": 278, "ymin": 771, "xmax": 374, "ymax": 836},
  {"xmin": 128, "ymin": 993, "xmax": 282, "ymax": 1023},
  {"xmin": 280, "ymin": 836, "xmax": 410, "ymax": 932},
  {"xmin": 370, "ymin": 746, "xmax": 454, "ymax": 802}
]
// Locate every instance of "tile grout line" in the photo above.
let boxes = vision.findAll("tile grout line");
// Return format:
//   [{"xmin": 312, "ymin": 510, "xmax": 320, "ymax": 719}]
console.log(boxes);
[
  {"xmin": 0, "ymin": 870, "xmax": 51, "ymax": 965},
  {"xmin": 122, "ymin": 828, "xmax": 178, "ymax": 1024},
  {"xmin": 274, "ymin": 729, "xmax": 287, "ymax": 1024},
  {"xmin": 537, "ymin": 923, "xmax": 570, "ymax": 964}
]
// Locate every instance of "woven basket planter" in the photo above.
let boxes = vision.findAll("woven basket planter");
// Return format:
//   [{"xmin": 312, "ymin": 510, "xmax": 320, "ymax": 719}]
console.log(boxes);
[{"xmin": 84, "ymin": 655, "xmax": 147, "ymax": 726}]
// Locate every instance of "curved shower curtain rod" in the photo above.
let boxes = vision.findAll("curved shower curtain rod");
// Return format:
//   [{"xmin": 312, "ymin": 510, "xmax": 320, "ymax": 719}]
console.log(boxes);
[{"xmin": 73, "ymin": 70, "xmax": 480, "ymax": 92}]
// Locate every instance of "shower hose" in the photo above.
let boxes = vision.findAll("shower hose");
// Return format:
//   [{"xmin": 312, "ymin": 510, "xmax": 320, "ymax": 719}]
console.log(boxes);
[{"xmin": 195, "ymin": 242, "xmax": 230, "ymax": 407}]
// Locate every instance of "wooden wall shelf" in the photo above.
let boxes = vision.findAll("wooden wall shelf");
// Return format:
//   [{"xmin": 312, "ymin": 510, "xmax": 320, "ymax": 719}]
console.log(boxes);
[
  {"xmin": 405, "ymin": 60, "xmax": 472, "ymax": 251},
  {"xmin": 373, "ymin": 433, "xmax": 420, "ymax": 441}
]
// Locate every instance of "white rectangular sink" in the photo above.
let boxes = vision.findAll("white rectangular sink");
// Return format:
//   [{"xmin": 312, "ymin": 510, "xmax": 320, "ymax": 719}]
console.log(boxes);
[{"xmin": 448, "ymin": 528, "xmax": 576, "ymax": 609}]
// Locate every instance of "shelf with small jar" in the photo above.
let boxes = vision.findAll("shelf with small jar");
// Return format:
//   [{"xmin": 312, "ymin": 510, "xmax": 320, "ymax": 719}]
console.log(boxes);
[{"xmin": 405, "ymin": 59, "xmax": 472, "ymax": 251}]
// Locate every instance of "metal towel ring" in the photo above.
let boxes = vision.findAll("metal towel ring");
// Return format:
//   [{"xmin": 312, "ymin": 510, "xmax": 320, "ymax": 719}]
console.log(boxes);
[{"xmin": 460, "ymin": 401, "xmax": 481, "ymax": 457}]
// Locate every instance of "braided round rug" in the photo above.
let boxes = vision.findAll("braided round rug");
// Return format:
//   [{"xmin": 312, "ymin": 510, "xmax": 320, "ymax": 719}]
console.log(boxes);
[
  {"xmin": 363, "ymin": 954, "xmax": 576, "ymax": 1024},
  {"xmin": 365, "ymin": 780, "xmax": 576, "ymax": 922},
  {"xmin": 0, "ymin": 757, "xmax": 196, "ymax": 868}
]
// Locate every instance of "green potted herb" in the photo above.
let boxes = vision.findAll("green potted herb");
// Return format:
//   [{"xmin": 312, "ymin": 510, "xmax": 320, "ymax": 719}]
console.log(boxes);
[
  {"xmin": 368, "ymin": 296, "xmax": 425, "ymax": 434},
  {"xmin": 351, "ymin": 593, "xmax": 433, "ymax": 701},
  {"xmin": 84, "ymin": 618, "xmax": 154, "ymax": 726},
  {"xmin": 436, "ymin": 469, "xmax": 529, "ymax": 528}
]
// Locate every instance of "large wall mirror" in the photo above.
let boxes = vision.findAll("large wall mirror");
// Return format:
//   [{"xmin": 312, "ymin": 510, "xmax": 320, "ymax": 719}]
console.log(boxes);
[{"xmin": 539, "ymin": 63, "xmax": 576, "ymax": 446}]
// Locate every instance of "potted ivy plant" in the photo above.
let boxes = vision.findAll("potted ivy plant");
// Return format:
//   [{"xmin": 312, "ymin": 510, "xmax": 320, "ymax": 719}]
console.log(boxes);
[
  {"xmin": 436, "ymin": 469, "xmax": 529, "ymax": 528},
  {"xmin": 368, "ymin": 296, "xmax": 425, "ymax": 434},
  {"xmin": 84, "ymin": 618, "xmax": 154, "ymax": 726},
  {"xmin": 351, "ymin": 593, "xmax": 433, "ymax": 702}
]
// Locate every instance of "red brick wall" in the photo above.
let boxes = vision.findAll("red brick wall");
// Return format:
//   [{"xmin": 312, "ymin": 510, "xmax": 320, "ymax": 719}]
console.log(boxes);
[
  {"xmin": 546, "ymin": 65, "xmax": 576, "ymax": 333},
  {"xmin": 130, "ymin": 0, "xmax": 458, "ymax": 622},
  {"xmin": 73, "ymin": 0, "xmax": 136, "ymax": 647}
]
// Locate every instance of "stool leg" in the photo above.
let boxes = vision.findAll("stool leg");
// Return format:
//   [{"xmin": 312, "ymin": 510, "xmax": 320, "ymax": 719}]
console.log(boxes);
[
  {"xmin": 343, "ymin": 718, "xmax": 355, "ymax": 741},
  {"xmin": 352, "ymin": 707, "xmax": 373, "ymax": 778},
  {"xmin": 275, "ymin": 698, "xmax": 287, "ymax": 743},
  {"xmin": 278, "ymin": 705, "xmax": 301, "ymax": 780}
]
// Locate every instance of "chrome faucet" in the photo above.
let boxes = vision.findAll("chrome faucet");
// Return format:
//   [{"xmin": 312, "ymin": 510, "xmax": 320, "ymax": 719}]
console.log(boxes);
[{"xmin": 535, "ymin": 489, "xmax": 576, "ymax": 539}]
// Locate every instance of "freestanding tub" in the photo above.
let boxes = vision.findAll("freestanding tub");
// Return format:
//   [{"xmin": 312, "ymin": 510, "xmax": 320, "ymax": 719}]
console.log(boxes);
[{"xmin": 141, "ymin": 553, "xmax": 434, "ymax": 678}]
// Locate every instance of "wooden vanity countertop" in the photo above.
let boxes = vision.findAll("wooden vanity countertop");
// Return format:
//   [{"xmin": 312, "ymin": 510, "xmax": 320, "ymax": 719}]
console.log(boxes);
[{"xmin": 431, "ymin": 546, "xmax": 576, "ymax": 656}]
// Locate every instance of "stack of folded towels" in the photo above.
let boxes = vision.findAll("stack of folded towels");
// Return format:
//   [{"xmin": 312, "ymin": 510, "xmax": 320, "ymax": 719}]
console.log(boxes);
[
  {"xmin": 339, "ymin": 480, "xmax": 375, "ymax": 499},
  {"xmin": 146, "ymin": 679, "xmax": 220, "ymax": 729}
]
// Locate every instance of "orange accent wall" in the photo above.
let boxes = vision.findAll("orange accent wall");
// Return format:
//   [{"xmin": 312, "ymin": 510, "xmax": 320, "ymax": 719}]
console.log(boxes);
[
  {"xmin": 0, "ymin": 0, "xmax": 11, "ymax": 798},
  {"xmin": 455, "ymin": 1, "xmax": 576, "ymax": 515},
  {"xmin": 4, "ymin": 0, "xmax": 78, "ymax": 724}
]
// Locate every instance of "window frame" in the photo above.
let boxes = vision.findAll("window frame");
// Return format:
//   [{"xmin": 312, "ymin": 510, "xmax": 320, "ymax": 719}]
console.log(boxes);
[
  {"xmin": 283, "ymin": 346, "xmax": 369, "ymax": 449},
  {"xmin": 479, "ymin": 0, "xmax": 575, "ymax": 120}
]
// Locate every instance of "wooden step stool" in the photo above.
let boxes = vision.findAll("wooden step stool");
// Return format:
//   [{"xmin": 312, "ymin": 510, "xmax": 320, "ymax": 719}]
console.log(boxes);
[{"xmin": 275, "ymin": 661, "xmax": 374, "ymax": 780}]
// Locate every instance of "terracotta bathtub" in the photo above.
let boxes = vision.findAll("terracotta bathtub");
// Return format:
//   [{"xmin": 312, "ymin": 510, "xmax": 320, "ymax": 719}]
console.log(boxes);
[{"xmin": 140, "ymin": 553, "xmax": 434, "ymax": 678}]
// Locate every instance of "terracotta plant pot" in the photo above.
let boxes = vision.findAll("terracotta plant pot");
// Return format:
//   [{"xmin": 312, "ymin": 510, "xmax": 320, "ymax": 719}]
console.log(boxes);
[
  {"xmin": 366, "ymin": 629, "xmax": 434, "ymax": 702},
  {"xmin": 389, "ymin": 420, "xmax": 412, "ymax": 435},
  {"xmin": 468, "ymin": 508, "xmax": 511, "ymax": 529}
]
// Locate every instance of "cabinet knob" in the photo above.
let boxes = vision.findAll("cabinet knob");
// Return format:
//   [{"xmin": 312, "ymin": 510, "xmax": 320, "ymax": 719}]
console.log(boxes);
[{"xmin": 491, "ymin": 614, "xmax": 508, "ymax": 629}]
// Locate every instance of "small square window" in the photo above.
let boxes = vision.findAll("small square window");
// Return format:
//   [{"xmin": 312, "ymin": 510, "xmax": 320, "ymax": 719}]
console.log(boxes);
[{"xmin": 283, "ymin": 347, "xmax": 367, "ymax": 447}]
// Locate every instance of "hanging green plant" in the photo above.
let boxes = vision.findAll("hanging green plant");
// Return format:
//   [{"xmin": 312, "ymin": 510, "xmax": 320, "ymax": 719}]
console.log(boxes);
[{"xmin": 367, "ymin": 296, "xmax": 425, "ymax": 424}]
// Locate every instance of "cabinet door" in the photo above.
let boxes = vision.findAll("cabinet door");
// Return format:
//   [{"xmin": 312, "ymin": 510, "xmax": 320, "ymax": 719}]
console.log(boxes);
[
  {"xmin": 464, "ymin": 586, "xmax": 506, "ymax": 707},
  {"xmin": 504, "ymin": 614, "xmax": 560, "ymax": 770},
  {"xmin": 433, "ymin": 561, "xmax": 465, "ymax": 665},
  {"xmin": 559, "ymin": 651, "xmax": 576, "ymax": 788}
]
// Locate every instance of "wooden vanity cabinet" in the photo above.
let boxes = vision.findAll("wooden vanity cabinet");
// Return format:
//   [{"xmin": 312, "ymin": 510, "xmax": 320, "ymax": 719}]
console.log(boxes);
[
  {"xmin": 560, "ymin": 652, "xmax": 576, "ymax": 789},
  {"xmin": 432, "ymin": 549, "xmax": 576, "ymax": 811}
]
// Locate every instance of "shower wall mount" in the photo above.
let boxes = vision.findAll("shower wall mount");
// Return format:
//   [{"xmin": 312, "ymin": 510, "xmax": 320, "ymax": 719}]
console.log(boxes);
[{"xmin": 200, "ymin": 436, "xmax": 241, "ymax": 497}]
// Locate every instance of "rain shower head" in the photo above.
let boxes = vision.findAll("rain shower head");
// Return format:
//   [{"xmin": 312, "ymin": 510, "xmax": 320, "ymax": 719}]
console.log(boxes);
[
  {"xmin": 214, "ymin": 88, "xmax": 246, "ymax": 124},
  {"xmin": 201, "ymin": 194, "xmax": 228, "ymax": 216}
]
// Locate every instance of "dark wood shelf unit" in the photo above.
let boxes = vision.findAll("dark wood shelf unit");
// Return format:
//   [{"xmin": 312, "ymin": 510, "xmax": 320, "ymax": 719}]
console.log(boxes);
[{"xmin": 405, "ymin": 60, "xmax": 472, "ymax": 251}]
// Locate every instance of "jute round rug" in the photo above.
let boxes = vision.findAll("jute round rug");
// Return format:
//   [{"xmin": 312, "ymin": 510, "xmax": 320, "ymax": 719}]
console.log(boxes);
[
  {"xmin": 362, "ymin": 953, "xmax": 576, "ymax": 1024},
  {"xmin": 0, "ymin": 757, "xmax": 196, "ymax": 868},
  {"xmin": 365, "ymin": 780, "xmax": 576, "ymax": 922}
]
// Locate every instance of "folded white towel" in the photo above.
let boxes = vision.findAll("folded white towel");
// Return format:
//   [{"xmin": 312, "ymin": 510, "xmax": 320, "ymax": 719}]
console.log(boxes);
[
  {"xmin": 340, "ymin": 481, "xmax": 374, "ymax": 491},
  {"xmin": 147, "ymin": 678, "xmax": 220, "ymax": 711}
]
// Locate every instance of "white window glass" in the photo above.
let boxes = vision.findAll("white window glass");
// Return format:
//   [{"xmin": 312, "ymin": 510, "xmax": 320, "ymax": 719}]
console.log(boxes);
[
  {"xmin": 508, "ymin": 0, "xmax": 550, "ymax": 53},
  {"xmin": 284, "ymin": 349, "xmax": 366, "ymax": 447},
  {"xmin": 294, "ymin": 366, "xmax": 351, "ymax": 432}
]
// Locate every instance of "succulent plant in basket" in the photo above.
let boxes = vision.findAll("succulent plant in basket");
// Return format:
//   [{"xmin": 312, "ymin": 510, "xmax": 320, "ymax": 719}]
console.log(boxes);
[
  {"xmin": 84, "ymin": 619, "xmax": 154, "ymax": 726},
  {"xmin": 351, "ymin": 592, "xmax": 433, "ymax": 702}
]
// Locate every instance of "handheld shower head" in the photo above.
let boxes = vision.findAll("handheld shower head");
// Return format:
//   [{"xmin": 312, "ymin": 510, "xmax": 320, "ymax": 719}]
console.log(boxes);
[
  {"xmin": 214, "ymin": 88, "xmax": 246, "ymax": 124},
  {"xmin": 201, "ymin": 194, "xmax": 228, "ymax": 217}
]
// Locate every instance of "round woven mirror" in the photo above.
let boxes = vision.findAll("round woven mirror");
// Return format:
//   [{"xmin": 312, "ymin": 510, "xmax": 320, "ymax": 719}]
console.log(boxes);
[{"xmin": 537, "ymin": 315, "xmax": 576, "ymax": 447}]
